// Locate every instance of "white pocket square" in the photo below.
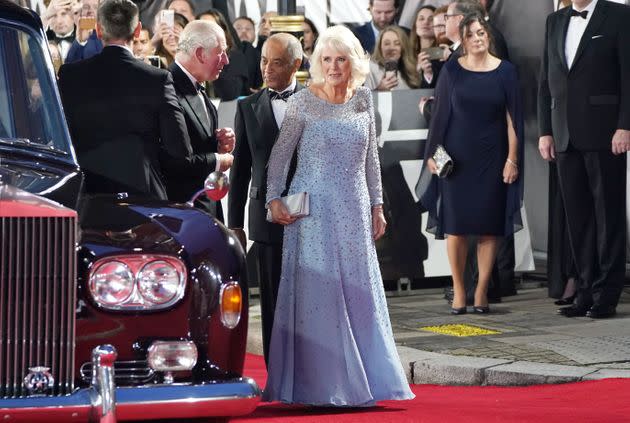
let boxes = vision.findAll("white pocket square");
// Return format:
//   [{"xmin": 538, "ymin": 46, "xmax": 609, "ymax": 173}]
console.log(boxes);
[{"xmin": 591, "ymin": 35, "xmax": 603, "ymax": 39}]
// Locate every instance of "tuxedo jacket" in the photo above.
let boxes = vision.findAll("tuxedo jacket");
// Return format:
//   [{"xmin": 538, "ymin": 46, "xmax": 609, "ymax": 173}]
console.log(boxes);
[
  {"xmin": 165, "ymin": 62, "xmax": 223, "ymax": 220},
  {"xmin": 228, "ymin": 85, "xmax": 302, "ymax": 244},
  {"xmin": 538, "ymin": 0, "xmax": 630, "ymax": 151},
  {"xmin": 58, "ymin": 46, "xmax": 191, "ymax": 200}
]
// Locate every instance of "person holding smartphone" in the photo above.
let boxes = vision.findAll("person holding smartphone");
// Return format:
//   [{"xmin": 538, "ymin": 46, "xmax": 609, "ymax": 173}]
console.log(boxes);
[
  {"xmin": 65, "ymin": 0, "xmax": 104, "ymax": 64},
  {"xmin": 154, "ymin": 10, "xmax": 188, "ymax": 66},
  {"xmin": 365, "ymin": 25, "xmax": 419, "ymax": 91}
]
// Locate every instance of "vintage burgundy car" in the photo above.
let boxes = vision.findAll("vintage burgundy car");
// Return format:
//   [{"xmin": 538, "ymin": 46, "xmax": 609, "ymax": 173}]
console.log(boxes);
[{"xmin": 0, "ymin": 1, "xmax": 260, "ymax": 421}]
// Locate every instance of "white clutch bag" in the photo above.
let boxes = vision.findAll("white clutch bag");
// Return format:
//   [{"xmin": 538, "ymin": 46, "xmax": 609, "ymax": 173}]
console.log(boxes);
[{"xmin": 266, "ymin": 192, "xmax": 310, "ymax": 222}]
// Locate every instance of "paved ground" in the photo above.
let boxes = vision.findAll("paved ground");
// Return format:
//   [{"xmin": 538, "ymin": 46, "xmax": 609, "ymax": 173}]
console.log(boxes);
[{"xmin": 246, "ymin": 281, "xmax": 630, "ymax": 386}]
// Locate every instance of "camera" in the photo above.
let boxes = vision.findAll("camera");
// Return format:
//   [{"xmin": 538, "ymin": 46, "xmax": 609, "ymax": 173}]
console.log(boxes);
[
  {"xmin": 421, "ymin": 46, "xmax": 445, "ymax": 61},
  {"xmin": 146, "ymin": 55, "xmax": 162, "ymax": 69}
]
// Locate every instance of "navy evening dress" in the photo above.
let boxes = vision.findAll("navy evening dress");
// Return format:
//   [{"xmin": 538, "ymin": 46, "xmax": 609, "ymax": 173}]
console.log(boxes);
[{"xmin": 416, "ymin": 58, "xmax": 524, "ymax": 239}]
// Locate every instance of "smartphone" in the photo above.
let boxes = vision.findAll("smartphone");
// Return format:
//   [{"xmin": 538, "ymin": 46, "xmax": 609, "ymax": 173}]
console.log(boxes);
[
  {"xmin": 160, "ymin": 9, "xmax": 175, "ymax": 28},
  {"xmin": 78, "ymin": 17, "xmax": 96, "ymax": 30},
  {"xmin": 384, "ymin": 60, "xmax": 398, "ymax": 78},
  {"xmin": 146, "ymin": 55, "xmax": 162, "ymax": 68},
  {"xmin": 422, "ymin": 46, "xmax": 445, "ymax": 61}
]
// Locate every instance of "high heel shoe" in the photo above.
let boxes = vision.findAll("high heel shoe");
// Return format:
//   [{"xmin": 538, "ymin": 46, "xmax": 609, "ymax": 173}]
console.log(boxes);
[
  {"xmin": 554, "ymin": 295, "xmax": 575, "ymax": 306},
  {"xmin": 451, "ymin": 307, "xmax": 467, "ymax": 315},
  {"xmin": 472, "ymin": 306, "xmax": 490, "ymax": 314}
]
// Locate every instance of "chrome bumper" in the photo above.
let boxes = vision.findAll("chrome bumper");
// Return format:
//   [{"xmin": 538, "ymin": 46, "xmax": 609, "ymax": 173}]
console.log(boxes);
[{"xmin": 0, "ymin": 345, "xmax": 261, "ymax": 422}]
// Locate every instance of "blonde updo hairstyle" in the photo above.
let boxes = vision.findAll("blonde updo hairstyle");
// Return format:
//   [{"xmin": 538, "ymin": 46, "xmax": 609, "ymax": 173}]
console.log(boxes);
[{"xmin": 308, "ymin": 25, "xmax": 370, "ymax": 90}]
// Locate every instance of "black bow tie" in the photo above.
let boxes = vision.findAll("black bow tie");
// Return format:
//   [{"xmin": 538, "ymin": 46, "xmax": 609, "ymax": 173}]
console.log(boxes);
[
  {"xmin": 55, "ymin": 34, "xmax": 75, "ymax": 43},
  {"xmin": 196, "ymin": 82, "xmax": 206, "ymax": 93},
  {"xmin": 269, "ymin": 90, "xmax": 293, "ymax": 101},
  {"xmin": 569, "ymin": 9, "xmax": 588, "ymax": 19}
]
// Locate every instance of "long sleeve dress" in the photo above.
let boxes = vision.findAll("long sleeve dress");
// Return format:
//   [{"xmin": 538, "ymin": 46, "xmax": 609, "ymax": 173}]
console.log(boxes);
[{"xmin": 263, "ymin": 86, "xmax": 414, "ymax": 406}]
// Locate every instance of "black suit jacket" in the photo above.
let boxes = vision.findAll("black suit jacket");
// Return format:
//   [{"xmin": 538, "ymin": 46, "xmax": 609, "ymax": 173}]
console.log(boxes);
[
  {"xmin": 354, "ymin": 22, "xmax": 376, "ymax": 54},
  {"xmin": 538, "ymin": 1, "xmax": 630, "ymax": 151},
  {"xmin": 58, "ymin": 46, "xmax": 191, "ymax": 200},
  {"xmin": 165, "ymin": 62, "xmax": 223, "ymax": 220},
  {"xmin": 228, "ymin": 85, "xmax": 302, "ymax": 244}
]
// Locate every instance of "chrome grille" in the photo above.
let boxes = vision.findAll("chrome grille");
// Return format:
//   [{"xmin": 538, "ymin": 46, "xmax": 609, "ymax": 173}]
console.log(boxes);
[
  {"xmin": 0, "ymin": 216, "xmax": 77, "ymax": 398},
  {"xmin": 80, "ymin": 360, "xmax": 155, "ymax": 384}
]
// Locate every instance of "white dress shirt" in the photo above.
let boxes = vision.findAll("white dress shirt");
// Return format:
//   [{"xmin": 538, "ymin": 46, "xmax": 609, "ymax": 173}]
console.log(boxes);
[
  {"xmin": 270, "ymin": 79, "xmax": 297, "ymax": 130},
  {"xmin": 565, "ymin": 0, "xmax": 598, "ymax": 69},
  {"xmin": 55, "ymin": 30, "xmax": 75, "ymax": 61},
  {"xmin": 174, "ymin": 60, "xmax": 221, "ymax": 171}
]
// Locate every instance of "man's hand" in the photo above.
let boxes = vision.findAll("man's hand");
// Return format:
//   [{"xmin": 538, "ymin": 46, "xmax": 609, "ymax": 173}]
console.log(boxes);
[
  {"xmin": 217, "ymin": 153, "xmax": 233, "ymax": 172},
  {"xmin": 216, "ymin": 127, "xmax": 235, "ymax": 153},
  {"xmin": 46, "ymin": 0, "xmax": 73, "ymax": 19},
  {"xmin": 538, "ymin": 135, "xmax": 556, "ymax": 161},
  {"xmin": 230, "ymin": 228, "xmax": 247, "ymax": 250},
  {"xmin": 611, "ymin": 129, "xmax": 630, "ymax": 155}
]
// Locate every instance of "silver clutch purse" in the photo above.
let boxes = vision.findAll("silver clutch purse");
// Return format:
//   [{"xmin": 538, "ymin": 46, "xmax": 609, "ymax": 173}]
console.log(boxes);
[
  {"xmin": 266, "ymin": 192, "xmax": 310, "ymax": 222},
  {"xmin": 432, "ymin": 144, "xmax": 453, "ymax": 178}
]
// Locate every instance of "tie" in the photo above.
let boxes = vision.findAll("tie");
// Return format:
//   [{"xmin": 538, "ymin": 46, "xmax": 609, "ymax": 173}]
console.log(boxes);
[
  {"xmin": 196, "ymin": 82, "xmax": 214, "ymax": 128},
  {"xmin": 269, "ymin": 90, "xmax": 293, "ymax": 102},
  {"xmin": 55, "ymin": 34, "xmax": 75, "ymax": 43},
  {"xmin": 569, "ymin": 9, "xmax": 588, "ymax": 19}
]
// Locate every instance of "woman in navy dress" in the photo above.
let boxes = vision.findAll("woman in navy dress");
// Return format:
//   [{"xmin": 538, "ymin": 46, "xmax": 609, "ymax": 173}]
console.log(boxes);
[{"xmin": 417, "ymin": 13, "xmax": 524, "ymax": 314}]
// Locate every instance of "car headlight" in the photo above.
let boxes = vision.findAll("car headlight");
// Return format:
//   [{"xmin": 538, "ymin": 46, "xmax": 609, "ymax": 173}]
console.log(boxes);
[
  {"xmin": 88, "ymin": 255, "xmax": 186, "ymax": 311},
  {"xmin": 89, "ymin": 261, "xmax": 134, "ymax": 305},
  {"xmin": 138, "ymin": 260, "xmax": 183, "ymax": 305}
]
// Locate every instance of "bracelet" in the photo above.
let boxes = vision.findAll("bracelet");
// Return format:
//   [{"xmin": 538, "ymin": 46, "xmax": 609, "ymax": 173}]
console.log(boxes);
[{"xmin": 506, "ymin": 158, "xmax": 518, "ymax": 168}]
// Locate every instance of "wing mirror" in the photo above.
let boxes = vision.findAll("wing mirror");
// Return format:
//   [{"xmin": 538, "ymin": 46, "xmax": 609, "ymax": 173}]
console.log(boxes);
[{"xmin": 187, "ymin": 171, "xmax": 229, "ymax": 206}]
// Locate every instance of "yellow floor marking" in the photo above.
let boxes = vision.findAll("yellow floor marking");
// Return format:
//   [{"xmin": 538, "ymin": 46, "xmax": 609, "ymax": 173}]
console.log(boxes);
[{"xmin": 420, "ymin": 324, "xmax": 501, "ymax": 337}]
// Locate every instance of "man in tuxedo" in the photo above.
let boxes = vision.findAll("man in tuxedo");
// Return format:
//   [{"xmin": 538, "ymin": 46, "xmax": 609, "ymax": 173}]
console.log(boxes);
[
  {"xmin": 58, "ymin": 0, "xmax": 191, "ymax": 200},
  {"xmin": 354, "ymin": 0, "xmax": 400, "ymax": 54},
  {"xmin": 166, "ymin": 20, "xmax": 235, "ymax": 220},
  {"xmin": 538, "ymin": 0, "xmax": 630, "ymax": 318},
  {"xmin": 228, "ymin": 33, "xmax": 303, "ymax": 365},
  {"xmin": 46, "ymin": 0, "xmax": 77, "ymax": 61}
]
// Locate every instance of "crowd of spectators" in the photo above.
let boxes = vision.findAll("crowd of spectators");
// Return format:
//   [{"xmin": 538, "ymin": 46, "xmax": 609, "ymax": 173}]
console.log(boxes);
[{"xmin": 31, "ymin": 0, "xmax": 515, "ymax": 99}]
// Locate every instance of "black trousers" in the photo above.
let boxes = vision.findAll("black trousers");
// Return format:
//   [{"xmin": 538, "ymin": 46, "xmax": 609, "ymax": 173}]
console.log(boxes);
[
  {"xmin": 555, "ymin": 147, "xmax": 626, "ymax": 308},
  {"xmin": 253, "ymin": 241, "xmax": 283, "ymax": 367}
]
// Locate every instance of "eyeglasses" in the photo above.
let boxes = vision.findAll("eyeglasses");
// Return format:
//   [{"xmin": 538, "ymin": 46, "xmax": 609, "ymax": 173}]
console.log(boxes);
[{"xmin": 444, "ymin": 13, "xmax": 463, "ymax": 21}]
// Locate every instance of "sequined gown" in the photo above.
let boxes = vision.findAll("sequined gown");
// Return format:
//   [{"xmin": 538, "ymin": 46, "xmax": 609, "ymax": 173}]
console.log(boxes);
[{"xmin": 263, "ymin": 87, "xmax": 414, "ymax": 405}]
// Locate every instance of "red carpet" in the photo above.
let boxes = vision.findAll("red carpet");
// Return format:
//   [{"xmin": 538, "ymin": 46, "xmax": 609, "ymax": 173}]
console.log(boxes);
[{"xmin": 232, "ymin": 353, "xmax": 630, "ymax": 422}]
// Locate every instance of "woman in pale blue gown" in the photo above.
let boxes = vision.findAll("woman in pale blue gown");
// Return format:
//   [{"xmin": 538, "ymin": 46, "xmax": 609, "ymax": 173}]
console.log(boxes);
[{"xmin": 264, "ymin": 25, "xmax": 414, "ymax": 406}]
